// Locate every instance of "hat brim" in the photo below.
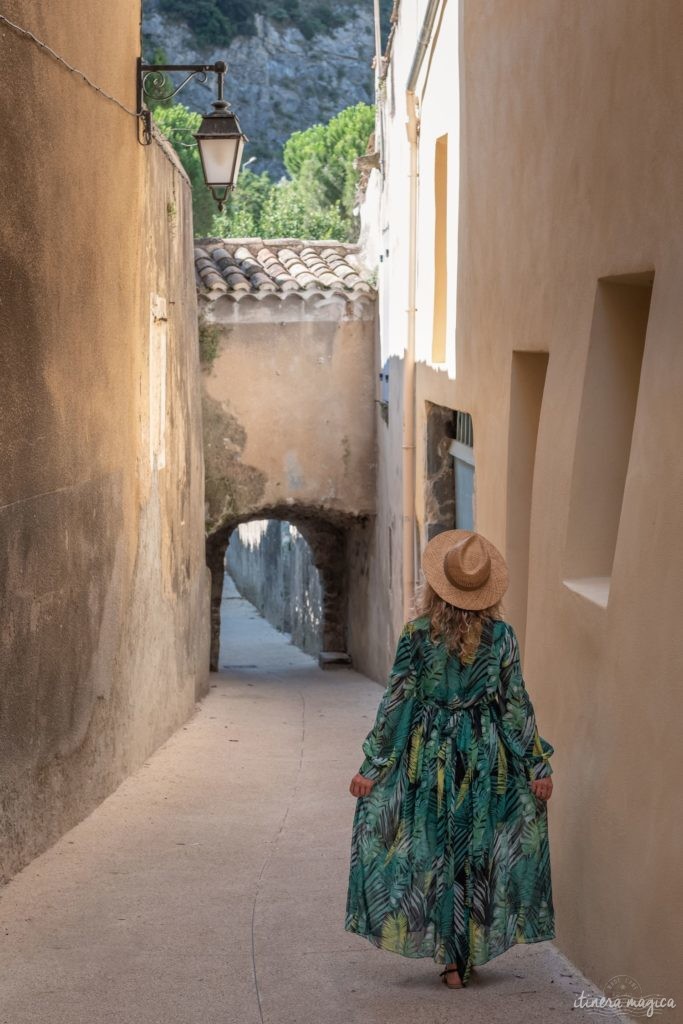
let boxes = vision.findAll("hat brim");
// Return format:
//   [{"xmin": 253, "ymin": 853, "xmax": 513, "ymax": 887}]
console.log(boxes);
[{"xmin": 421, "ymin": 529, "xmax": 509, "ymax": 610}]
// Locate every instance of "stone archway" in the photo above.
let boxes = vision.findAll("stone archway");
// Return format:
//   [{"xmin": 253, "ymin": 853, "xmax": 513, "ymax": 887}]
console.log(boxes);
[
  {"xmin": 206, "ymin": 503, "xmax": 368, "ymax": 671},
  {"xmin": 196, "ymin": 238, "xmax": 378, "ymax": 673}
]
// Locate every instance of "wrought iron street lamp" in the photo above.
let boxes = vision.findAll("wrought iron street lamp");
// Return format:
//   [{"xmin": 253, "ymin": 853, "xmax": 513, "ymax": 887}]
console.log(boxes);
[
  {"xmin": 193, "ymin": 65, "xmax": 247, "ymax": 211},
  {"xmin": 137, "ymin": 58, "xmax": 248, "ymax": 210}
]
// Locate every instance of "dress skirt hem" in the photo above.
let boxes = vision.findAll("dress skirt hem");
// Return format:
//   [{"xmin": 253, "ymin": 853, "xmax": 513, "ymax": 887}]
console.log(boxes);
[{"xmin": 344, "ymin": 921, "xmax": 556, "ymax": 985}]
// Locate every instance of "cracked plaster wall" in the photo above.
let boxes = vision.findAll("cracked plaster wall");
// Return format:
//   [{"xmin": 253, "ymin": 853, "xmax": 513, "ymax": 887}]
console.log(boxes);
[{"xmin": 0, "ymin": 1, "xmax": 210, "ymax": 882}]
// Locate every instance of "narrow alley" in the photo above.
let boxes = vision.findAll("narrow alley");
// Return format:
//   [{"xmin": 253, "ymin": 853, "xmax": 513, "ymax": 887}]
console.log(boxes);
[
  {"xmin": 0, "ymin": 579, "xmax": 623, "ymax": 1024},
  {"xmin": 2, "ymin": 0, "xmax": 682, "ymax": 1018}
]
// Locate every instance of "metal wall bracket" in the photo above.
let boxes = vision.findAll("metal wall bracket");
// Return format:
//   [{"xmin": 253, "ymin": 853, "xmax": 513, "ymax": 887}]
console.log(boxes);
[{"xmin": 136, "ymin": 57, "xmax": 227, "ymax": 147}]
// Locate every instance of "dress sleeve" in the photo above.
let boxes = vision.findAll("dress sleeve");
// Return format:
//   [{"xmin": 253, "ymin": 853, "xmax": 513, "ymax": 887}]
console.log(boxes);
[
  {"xmin": 358, "ymin": 623, "xmax": 419, "ymax": 783},
  {"xmin": 495, "ymin": 622, "xmax": 554, "ymax": 781}
]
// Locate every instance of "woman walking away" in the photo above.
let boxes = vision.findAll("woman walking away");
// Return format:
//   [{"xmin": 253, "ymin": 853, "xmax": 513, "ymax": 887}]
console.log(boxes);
[{"xmin": 344, "ymin": 530, "xmax": 555, "ymax": 989}]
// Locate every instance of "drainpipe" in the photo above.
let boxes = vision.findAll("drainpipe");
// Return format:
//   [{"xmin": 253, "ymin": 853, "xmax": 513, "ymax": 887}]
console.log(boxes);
[
  {"xmin": 373, "ymin": 0, "xmax": 383, "ymax": 87},
  {"xmin": 402, "ymin": 0, "xmax": 443, "ymax": 622},
  {"xmin": 402, "ymin": 98, "xmax": 418, "ymax": 624},
  {"xmin": 372, "ymin": 0, "xmax": 384, "ymax": 171}
]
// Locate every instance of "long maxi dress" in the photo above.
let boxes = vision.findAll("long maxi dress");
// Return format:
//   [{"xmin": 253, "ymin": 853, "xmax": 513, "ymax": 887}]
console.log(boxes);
[{"xmin": 344, "ymin": 614, "xmax": 555, "ymax": 986}]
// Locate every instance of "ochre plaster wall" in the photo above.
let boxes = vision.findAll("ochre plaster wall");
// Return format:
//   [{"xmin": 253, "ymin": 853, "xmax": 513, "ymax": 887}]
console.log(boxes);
[
  {"xmin": 346, "ymin": 350, "xmax": 409, "ymax": 683},
  {"xmin": 0, "ymin": 1, "xmax": 210, "ymax": 881},
  {"xmin": 455, "ymin": 0, "xmax": 682, "ymax": 999},
  {"xmin": 200, "ymin": 291, "xmax": 380, "ymax": 673},
  {"xmin": 200, "ymin": 295, "xmax": 376, "ymax": 530},
  {"xmin": 363, "ymin": 0, "xmax": 682, "ymax": 1001}
]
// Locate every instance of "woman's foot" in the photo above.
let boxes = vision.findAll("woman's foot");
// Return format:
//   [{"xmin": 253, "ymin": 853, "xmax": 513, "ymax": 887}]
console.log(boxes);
[{"xmin": 440, "ymin": 963, "xmax": 463, "ymax": 988}]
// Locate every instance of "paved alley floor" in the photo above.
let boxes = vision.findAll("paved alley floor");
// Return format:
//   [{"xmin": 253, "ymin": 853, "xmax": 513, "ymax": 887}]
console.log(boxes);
[{"xmin": 0, "ymin": 577, "xmax": 627, "ymax": 1024}]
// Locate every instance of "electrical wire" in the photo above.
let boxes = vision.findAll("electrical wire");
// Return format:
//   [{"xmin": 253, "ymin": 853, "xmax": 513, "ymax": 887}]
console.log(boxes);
[
  {"xmin": 0, "ymin": 11, "xmax": 193, "ymax": 178},
  {"xmin": 0, "ymin": 12, "xmax": 141, "ymax": 118}
]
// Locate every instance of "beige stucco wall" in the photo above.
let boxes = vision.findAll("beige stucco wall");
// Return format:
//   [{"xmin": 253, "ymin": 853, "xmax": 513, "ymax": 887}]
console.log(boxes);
[
  {"xmin": 346, "ymin": 347, "xmax": 407, "ymax": 683},
  {"xmin": 352, "ymin": 0, "xmax": 465, "ymax": 678},
  {"xmin": 199, "ymin": 289, "xmax": 381, "ymax": 673},
  {"xmin": 200, "ymin": 293, "xmax": 376, "ymax": 529},
  {"xmin": 459, "ymin": 0, "xmax": 683, "ymax": 1000},
  {"xmin": 362, "ymin": 0, "xmax": 683, "ymax": 1006},
  {"xmin": 0, "ymin": 1, "xmax": 210, "ymax": 882}
]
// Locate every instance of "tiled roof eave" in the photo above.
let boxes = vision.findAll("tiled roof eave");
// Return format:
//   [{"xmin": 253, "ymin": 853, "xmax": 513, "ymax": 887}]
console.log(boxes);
[
  {"xmin": 198, "ymin": 286, "xmax": 375, "ymax": 304},
  {"xmin": 194, "ymin": 237, "xmax": 375, "ymax": 300}
]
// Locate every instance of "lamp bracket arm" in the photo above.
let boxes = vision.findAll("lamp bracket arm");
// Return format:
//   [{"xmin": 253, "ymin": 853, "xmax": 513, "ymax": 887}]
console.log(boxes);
[{"xmin": 136, "ymin": 58, "xmax": 229, "ymax": 144}]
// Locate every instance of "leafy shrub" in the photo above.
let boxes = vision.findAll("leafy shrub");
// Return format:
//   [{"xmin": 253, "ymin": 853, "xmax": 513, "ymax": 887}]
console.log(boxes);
[
  {"xmin": 198, "ymin": 316, "xmax": 221, "ymax": 363},
  {"xmin": 155, "ymin": 95, "xmax": 374, "ymax": 242},
  {"xmin": 211, "ymin": 101, "xmax": 374, "ymax": 241}
]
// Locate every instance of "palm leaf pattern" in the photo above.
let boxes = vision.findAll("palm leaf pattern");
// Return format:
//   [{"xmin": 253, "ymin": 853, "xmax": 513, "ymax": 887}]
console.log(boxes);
[{"xmin": 344, "ymin": 616, "xmax": 555, "ymax": 985}]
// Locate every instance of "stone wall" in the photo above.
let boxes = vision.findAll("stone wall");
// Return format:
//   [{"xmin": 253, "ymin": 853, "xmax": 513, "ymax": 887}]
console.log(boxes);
[
  {"xmin": 201, "ymin": 288, "xmax": 376, "ymax": 533},
  {"xmin": 199, "ymin": 270, "xmax": 377, "ymax": 672},
  {"xmin": 226, "ymin": 521, "xmax": 323, "ymax": 656},
  {"xmin": 0, "ymin": 1, "xmax": 210, "ymax": 882}
]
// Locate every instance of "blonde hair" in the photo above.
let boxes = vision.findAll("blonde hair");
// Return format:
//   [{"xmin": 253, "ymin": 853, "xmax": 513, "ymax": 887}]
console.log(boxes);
[{"xmin": 413, "ymin": 577, "xmax": 504, "ymax": 665}]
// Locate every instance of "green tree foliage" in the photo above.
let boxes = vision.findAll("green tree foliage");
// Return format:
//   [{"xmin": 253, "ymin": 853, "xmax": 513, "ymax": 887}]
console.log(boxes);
[
  {"xmin": 283, "ymin": 103, "xmax": 375, "ymax": 223},
  {"xmin": 259, "ymin": 179, "xmax": 347, "ymax": 239},
  {"xmin": 156, "ymin": 101, "xmax": 374, "ymax": 241},
  {"xmin": 210, "ymin": 170, "xmax": 347, "ymax": 240},
  {"xmin": 211, "ymin": 102, "xmax": 374, "ymax": 241},
  {"xmin": 211, "ymin": 169, "xmax": 273, "ymax": 237}
]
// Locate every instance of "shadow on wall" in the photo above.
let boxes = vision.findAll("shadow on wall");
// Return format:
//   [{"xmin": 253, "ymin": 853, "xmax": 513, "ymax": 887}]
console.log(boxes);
[{"xmin": 226, "ymin": 520, "xmax": 323, "ymax": 656}]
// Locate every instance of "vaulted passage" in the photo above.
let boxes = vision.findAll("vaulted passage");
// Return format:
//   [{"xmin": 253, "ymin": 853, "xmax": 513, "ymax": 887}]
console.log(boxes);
[
  {"xmin": 206, "ymin": 505, "xmax": 363, "ymax": 670},
  {"xmin": 225, "ymin": 520, "xmax": 324, "ymax": 657}
]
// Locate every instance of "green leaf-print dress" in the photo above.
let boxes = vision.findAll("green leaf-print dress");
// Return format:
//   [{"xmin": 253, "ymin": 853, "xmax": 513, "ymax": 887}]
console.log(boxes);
[{"xmin": 344, "ymin": 615, "xmax": 555, "ymax": 985}]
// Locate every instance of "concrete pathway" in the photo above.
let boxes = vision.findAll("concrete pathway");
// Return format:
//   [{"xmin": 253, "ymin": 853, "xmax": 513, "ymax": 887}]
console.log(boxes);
[{"xmin": 0, "ymin": 577, "xmax": 625, "ymax": 1024}]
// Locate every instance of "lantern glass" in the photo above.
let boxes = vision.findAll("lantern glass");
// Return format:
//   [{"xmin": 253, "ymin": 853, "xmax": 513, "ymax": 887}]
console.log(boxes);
[{"xmin": 197, "ymin": 134, "xmax": 244, "ymax": 188}]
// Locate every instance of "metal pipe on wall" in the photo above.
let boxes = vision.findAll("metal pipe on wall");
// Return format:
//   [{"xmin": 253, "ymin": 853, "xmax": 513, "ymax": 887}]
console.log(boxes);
[
  {"xmin": 372, "ymin": 0, "xmax": 385, "ymax": 173},
  {"xmin": 402, "ymin": 0, "xmax": 446, "ymax": 621},
  {"xmin": 402, "ymin": 95, "xmax": 418, "ymax": 623}
]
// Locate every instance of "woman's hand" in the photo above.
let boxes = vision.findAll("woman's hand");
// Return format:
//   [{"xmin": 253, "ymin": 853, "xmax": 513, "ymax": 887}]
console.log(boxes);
[
  {"xmin": 349, "ymin": 773, "xmax": 376, "ymax": 798},
  {"xmin": 530, "ymin": 777, "xmax": 553, "ymax": 801}
]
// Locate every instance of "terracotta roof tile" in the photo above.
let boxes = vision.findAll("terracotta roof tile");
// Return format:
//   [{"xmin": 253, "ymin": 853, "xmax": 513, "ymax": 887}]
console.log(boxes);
[{"xmin": 194, "ymin": 238, "xmax": 375, "ymax": 300}]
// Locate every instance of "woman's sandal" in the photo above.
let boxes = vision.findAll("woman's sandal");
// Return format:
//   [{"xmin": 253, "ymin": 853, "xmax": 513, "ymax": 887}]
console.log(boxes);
[{"xmin": 439, "ymin": 967, "xmax": 463, "ymax": 988}]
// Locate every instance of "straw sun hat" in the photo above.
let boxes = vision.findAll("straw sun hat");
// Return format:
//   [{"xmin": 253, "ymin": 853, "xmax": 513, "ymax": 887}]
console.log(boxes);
[{"xmin": 421, "ymin": 529, "xmax": 509, "ymax": 610}]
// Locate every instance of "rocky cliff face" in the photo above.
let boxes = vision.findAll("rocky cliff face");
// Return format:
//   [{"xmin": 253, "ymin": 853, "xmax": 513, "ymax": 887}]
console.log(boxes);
[{"xmin": 142, "ymin": 1, "xmax": 377, "ymax": 177}]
